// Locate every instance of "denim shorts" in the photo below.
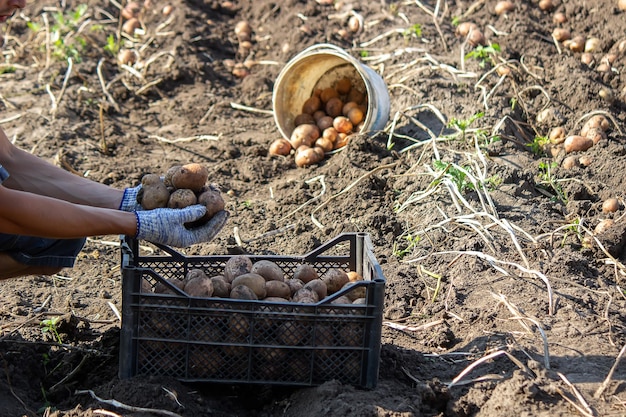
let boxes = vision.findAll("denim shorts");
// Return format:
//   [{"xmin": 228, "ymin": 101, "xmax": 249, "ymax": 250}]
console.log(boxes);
[{"xmin": 0, "ymin": 234, "xmax": 86, "ymax": 268}]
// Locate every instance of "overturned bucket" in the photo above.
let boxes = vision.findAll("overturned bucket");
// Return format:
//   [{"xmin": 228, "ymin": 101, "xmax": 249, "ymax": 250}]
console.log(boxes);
[{"xmin": 272, "ymin": 43, "xmax": 390, "ymax": 143}]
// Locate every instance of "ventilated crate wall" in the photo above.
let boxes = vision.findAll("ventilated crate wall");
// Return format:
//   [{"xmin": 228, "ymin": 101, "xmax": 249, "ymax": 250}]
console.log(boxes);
[{"xmin": 119, "ymin": 233, "xmax": 385, "ymax": 388}]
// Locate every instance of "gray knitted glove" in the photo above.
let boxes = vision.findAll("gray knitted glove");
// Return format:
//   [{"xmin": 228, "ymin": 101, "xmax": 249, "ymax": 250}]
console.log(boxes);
[
  {"xmin": 135, "ymin": 206, "xmax": 229, "ymax": 247},
  {"xmin": 119, "ymin": 184, "xmax": 142, "ymax": 212}
]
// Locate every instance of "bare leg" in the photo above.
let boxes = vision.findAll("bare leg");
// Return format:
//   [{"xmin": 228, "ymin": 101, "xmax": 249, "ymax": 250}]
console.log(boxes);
[{"xmin": 0, "ymin": 253, "xmax": 63, "ymax": 280}]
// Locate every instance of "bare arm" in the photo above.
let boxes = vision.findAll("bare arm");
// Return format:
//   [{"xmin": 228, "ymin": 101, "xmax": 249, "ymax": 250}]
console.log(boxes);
[
  {"xmin": 0, "ymin": 185, "xmax": 137, "ymax": 238},
  {"xmin": 0, "ymin": 129, "xmax": 126, "ymax": 209},
  {"xmin": 0, "ymin": 127, "xmax": 136, "ymax": 237}
]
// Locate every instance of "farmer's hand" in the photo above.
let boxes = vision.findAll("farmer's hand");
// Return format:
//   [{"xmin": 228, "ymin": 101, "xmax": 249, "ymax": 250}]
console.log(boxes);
[
  {"xmin": 119, "ymin": 184, "xmax": 142, "ymax": 212},
  {"xmin": 135, "ymin": 205, "xmax": 229, "ymax": 247}
]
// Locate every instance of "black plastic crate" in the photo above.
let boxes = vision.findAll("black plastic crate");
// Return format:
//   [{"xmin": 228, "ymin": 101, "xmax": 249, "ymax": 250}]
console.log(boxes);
[{"xmin": 119, "ymin": 233, "xmax": 385, "ymax": 388}]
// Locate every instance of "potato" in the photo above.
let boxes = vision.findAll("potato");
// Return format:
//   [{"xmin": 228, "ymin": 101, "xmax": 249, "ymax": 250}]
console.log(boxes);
[
  {"xmin": 210, "ymin": 275, "xmax": 231, "ymax": 298},
  {"xmin": 277, "ymin": 321, "xmax": 309, "ymax": 345},
  {"xmin": 138, "ymin": 174, "xmax": 170, "ymax": 210},
  {"xmin": 184, "ymin": 185, "xmax": 226, "ymax": 229},
  {"xmin": 294, "ymin": 113, "xmax": 316, "ymax": 126},
  {"xmin": 303, "ymin": 279, "xmax": 327, "ymax": 300},
  {"xmin": 264, "ymin": 296, "xmax": 290, "ymax": 303},
  {"xmin": 325, "ymin": 97, "xmax": 343, "ymax": 118},
  {"xmin": 265, "ymin": 280, "xmax": 291, "ymax": 299},
  {"xmin": 189, "ymin": 347, "xmax": 222, "ymax": 377},
  {"xmin": 317, "ymin": 116, "xmax": 334, "ymax": 131},
  {"xmin": 335, "ymin": 77, "xmax": 352, "ymax": 95},
  {"xmin": 347, "ymin": 107, "xmax": 364, "ymax": 126},
  {"xmin": 581, "ymin": 115, "xmax": 609, "ymax": 135},
  {"xmin": 290, "ymin": 124, "xmax": 320, "ymax": 148},
  {"xmin": 302, "ymin": 95, "xmax": 322, "ymax": 115},
  {"xmin": 347, "ymin": 88, "xmax": 365, "ymax": 104},
  {"xmin": 333, "ymin": 116, "xmax": 353, "ymax": 134},
  {"xmin": 224, "ymin": 255, "xmax": 253, "ymax": 283},
  {"xmin": 230, "ymin": 284, "xmax": 258, "ymax": 300},
  {"xmin": 251, "ymin": 260, "xmax": 284, "ymax": 282},
  {"xmin": 293, "ymin": 264, "xmax": 318, "ymax": 283},
  {"xmin": 564, "ymin": 135, "xmax": 593, "ymax": 153},
  {"xmin": 154, "ymin": 278, "xmax": 185, "ymax": 294},
  {"xmin": 292, "ymin": 287, "xmax": 319, "ymax": 303},
  {"xmin": 171, "ymin": 163, "xmax": 209, "ymax": 192},
  {"xmin": 584, "ymin": 127, "xmax": 606, "ymax": 145},
  {"xmin": 331, "ymin": 295, "xmax": 352, "ymax": 305},
  {"xmin": 286, "ymin": 278, "xmax": 304, "ymax": 295},
  {"xmin": 163, "ymin": 165, "xmax": 182, "ymax": 187},
  {"xmin": 168, "ymin": 188, "xmax": 197, "ymax": 209},
  {"xmin": 321, "ymin": 269, "xmax": 350, "ymax": 294},
  {"xmin": 228, "ymin": 313, "xmax": 251, "ymax": 337},
  {"xmin": 185, "ymin": 268, "xmax": 207, "ymax": 282},
  {"xmin": 231, "ymin": 272, "xmax": 267, "ymax": 299},
  {"xmin": 315, "ymin": 137, "xmax": 334, "ymax": 153},
  {"xmin": 352, "ymin": 297, "xmax": 367, "ymax": 305},
  {"xmin": 347, "ymin": 271, "xmax": 363, "ymax": 282},
  {"xmin": 197, "ymin": 185, "xmax": 226, "ymax": 218},
  {"xmin": 337, "ymin": 322, "xmax": 363, "ymax": 346},
  {"xmin": 294, "ymin": 145, "xmax": 322, "ymax": 167},
  {"xmin": 269, "ymin": 138, "xmax": 292, "ymax": 156},
  {"xmin": 341, "ymin": 281, "xmax": 366, "ymax": 301},
  {"xmin": 184, "ymin": 275, "xmax": 214, "ymax": 298},
  {"xmin": 602, "ymin": 198, "xmax": 619, "ymax": 213},
  {"xmin": 320, "ymin": 87, "xmax": 339, "ymax": 103}
]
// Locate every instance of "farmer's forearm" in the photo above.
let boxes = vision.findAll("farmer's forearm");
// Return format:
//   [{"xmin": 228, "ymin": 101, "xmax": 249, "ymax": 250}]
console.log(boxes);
[
  {"xmin": 0, "ymin": 186, "xmax": 136, "ymax": 238},
  {"xmin": 0, "ymin": 143, "xmax": 125, "ymax": 209}
]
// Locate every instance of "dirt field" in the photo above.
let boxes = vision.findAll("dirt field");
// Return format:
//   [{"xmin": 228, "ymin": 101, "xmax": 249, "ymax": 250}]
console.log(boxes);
[{"xmin": 1, "ymin": 0, "xmax": 626, "ymax": 416}]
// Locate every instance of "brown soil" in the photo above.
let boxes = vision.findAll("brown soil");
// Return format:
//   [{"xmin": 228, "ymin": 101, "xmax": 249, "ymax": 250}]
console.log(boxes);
[{"xmin": 1, "ymin": 0, "xmax": 626, "ymax": 416}]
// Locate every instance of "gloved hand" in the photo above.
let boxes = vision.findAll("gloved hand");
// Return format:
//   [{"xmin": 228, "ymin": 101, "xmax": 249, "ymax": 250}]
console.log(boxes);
[
  {"xmin": 119, "ymin": 184, "xmax": 143, "ymax": 212},
  {"xmin": 135, "ymin": 205, "xmax": 229, "ymax": 247}
]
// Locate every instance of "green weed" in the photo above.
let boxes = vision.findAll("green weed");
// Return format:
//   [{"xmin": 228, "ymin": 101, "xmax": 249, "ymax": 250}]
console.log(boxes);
[
  {"xmin": 432, "ymin": 160, "xmax": 475, "ymax": 193},
  {"xmin": 403, "ymin": 24, "xmax": 422, "ymax": 39},
  {"xmin": 41, "ymin": 317, "xmax": 62, "ymax": 344},
  {"xmin": 447, "ymin": 111, "xmax": 484, "ymax": 142},
  {"xmin": 465, "ymin": 42, "xmax": 501, "ymax": 68},
  {"xmin": 392, "ymin": 233, "xmax": 420, "ymax": 259},
  {"xmin": 29, "ymin": 4, "xmax": 90, "ymax": 62},
  {"xmin": 528, "ymin": 136, "xmax": 550, "ymax": 156},
  {"xmin": 537, "ymin": 161, "xmax": 567, "ymax": 204},
  {"xmin": 103, "ymin": 34, "xmax": 119, "ymax": 57}
]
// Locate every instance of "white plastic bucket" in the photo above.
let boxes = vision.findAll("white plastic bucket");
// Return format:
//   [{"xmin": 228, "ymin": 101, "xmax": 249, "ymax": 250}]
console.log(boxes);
[{"xmin": 272, "ymin": 43, "xmax": 390, "ymax": 141}]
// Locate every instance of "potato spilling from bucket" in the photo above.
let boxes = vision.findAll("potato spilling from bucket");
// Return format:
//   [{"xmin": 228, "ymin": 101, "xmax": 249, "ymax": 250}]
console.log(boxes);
[{"xmin": 269, "ymin": 76, "xmax": 368, "ymax": 167}]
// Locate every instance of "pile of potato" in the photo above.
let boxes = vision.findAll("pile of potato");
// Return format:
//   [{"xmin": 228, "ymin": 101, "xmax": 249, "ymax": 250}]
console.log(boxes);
[
  {"xmin": 269, "ymin": 76, "xmax": 368, "ymax": 167},
  {"xmin": 137, "ymin": 163, "xmax": 225, "ymax": 228},
  {"xmin": 151, "ymin": 255, "xmax": 366, "ymax": 305}
]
